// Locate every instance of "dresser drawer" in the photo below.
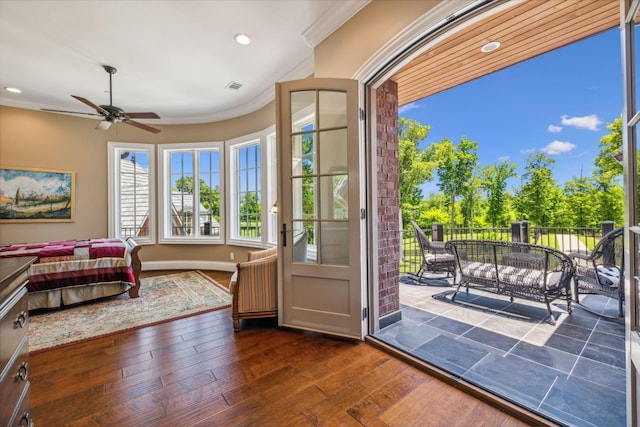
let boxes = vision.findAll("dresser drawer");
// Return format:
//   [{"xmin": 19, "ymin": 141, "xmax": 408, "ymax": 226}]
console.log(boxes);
[
  {"xmin": 8, "ymin": 380, "xmax": 32, "ymax": 427},
  {"xmin": 1, "ymin": 337, "xmax": 29, "ymax": 424},
  {"xmin": 0, "ymin": 287, "xmax": 28, "ymax": 372}
]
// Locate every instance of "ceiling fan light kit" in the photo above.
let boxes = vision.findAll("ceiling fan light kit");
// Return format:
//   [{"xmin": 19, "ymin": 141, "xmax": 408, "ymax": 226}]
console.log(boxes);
[{"xmin": 41, "ymin": 65, "xmax": 161, "ymax": 134}]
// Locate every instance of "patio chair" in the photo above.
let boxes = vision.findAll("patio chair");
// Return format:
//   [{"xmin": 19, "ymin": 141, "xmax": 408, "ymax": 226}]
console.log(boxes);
[
  {"xmin": 568, "ymin": 227, "xmax": 624, "ymax": 317},
  {"xmin": 409, "ymin": 220, "xmax": 456, "ymax": 282}
]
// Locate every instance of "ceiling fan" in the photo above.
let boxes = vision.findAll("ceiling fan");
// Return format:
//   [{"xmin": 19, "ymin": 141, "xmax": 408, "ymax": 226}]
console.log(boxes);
[{"xmin": 42, "ymin": 65, "xmax": 161, "ymax": 134}]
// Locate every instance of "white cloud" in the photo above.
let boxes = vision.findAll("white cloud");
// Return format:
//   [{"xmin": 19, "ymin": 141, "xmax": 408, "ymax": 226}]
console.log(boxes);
[
  {"xmin": 520, "ymin": 148, "xmax": 536, "ymax": 154},
  {"xmin": 560, "ymin": 114, "xmax": 603, "ymax": 131},
  {"xmin": 398, "ymin": 102, "xmax": 420, "ymax": 114},
  {"xmin": 547, "ymin": 124, "xmax": 562, "ymax": 133},
  {"xmin": 541, "ymin": 140, "xmax": 576, "ymax": 155}
]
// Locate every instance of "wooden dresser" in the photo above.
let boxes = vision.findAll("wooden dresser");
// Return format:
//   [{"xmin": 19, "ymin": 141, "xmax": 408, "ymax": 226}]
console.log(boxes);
[{"xmin": 0, "ymin": 256, "xmax": 36, "ymax": 427}]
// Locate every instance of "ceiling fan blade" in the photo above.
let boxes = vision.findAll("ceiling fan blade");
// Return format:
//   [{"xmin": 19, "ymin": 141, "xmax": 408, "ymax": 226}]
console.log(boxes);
[
  {"xmin": 125, "ymin": 112, "xmax": 160, "ymax": 119},
  {"xmin": 41, "ymin": 108, "xmax": 102, "ymax": 117},
  {"xmin": 71, "ymin": 95, "xmax": 109, "ymax": 115},
  {"xmin": 125, "ymin": 119, "xmax": 161, "ymax": 134}
]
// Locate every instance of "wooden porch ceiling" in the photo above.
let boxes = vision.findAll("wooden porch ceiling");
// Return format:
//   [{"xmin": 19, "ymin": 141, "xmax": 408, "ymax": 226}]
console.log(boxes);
[{"xmin": 392, "ymin": 0, "xmax": 620, "ymax": 107}]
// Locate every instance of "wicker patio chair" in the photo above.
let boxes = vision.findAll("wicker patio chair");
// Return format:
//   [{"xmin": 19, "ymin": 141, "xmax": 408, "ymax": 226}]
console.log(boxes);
[
  {"xmin": 568, "ymin": 227, "xmax": 624, "ymax": 317},
  {"xmin": 409, "ymin": 220, "xmax": 456, "ymax": 281}
]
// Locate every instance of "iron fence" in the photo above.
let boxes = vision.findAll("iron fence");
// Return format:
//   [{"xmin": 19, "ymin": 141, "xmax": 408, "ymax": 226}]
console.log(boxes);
[{"xmin": 400, "ymin": 222, "xmax": 612, "ymax": 274}]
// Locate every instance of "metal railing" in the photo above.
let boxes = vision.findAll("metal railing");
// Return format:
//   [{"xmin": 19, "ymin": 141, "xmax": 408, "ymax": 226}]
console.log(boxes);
[{"xmin": 400, "ymin": 222, "xmax": 613, "ymax": 274}]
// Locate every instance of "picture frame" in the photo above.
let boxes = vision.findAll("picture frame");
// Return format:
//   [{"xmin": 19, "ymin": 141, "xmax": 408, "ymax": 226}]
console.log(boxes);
[{"xmin": 0, "ymin": 166, "xmax": 76, "ymax": 223}]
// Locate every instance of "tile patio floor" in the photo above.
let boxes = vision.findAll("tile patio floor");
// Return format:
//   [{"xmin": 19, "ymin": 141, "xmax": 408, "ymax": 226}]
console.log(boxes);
[{"xmin": 373, "ymin": 274, "xmax": 626, "ymax": 427}]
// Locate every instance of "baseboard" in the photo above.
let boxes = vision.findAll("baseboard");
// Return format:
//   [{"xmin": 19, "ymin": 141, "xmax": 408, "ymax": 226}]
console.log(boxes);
[
  {"xmin": 379, "ymin": 309, "xmax": 402, "ymax": 329},
  {"xmin": 143, "ymin": 260, "xmax": 236, "ymax": 272}
]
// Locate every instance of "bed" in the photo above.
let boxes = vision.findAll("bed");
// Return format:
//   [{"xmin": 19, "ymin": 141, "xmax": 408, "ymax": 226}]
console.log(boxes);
[{"xmin": 0, "ymin": 237, "xmax": 142, "ymax": 310}]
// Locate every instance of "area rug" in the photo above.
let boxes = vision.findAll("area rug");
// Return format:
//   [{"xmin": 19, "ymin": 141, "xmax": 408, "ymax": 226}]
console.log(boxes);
[{"xmin": 28, "ymin": 270, "xmax": 231, "ymax": 353}]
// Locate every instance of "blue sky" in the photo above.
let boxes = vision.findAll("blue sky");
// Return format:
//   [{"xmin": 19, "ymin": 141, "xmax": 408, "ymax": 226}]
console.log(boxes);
[{"xmin": 398, "ymin": 28, "xmax": 622, "ymax": 197}]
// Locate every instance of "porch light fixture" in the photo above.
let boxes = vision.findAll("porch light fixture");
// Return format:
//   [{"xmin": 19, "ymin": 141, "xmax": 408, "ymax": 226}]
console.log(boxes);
[
  {"xmin": 481, "ymin": 41, "xmax": 500, "ymax": 53},
  {"xmin": 4, "ymin": 87, "xmax": 21, "ymax": 93},
  {"xmin": 234, "ymin": 33, "xmax": 251, "ymax": 45}
]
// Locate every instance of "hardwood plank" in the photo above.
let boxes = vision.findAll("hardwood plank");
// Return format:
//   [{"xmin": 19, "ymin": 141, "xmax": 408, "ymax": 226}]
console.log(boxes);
[{"xmin": 29, "ymin": 270, "xmax": 537, "ymax": 426}]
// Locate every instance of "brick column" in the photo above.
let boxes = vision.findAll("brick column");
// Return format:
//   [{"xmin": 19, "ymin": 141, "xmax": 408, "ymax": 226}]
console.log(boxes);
[{"xmin": 376, "ymin": 79, "xmax": 400, "ymax": 326}]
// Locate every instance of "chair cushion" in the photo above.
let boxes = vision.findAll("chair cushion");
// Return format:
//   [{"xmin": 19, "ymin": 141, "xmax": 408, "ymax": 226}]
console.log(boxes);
[{"xmin": 597, "ymin": 265, "xmax": 620, "ymax": 288}]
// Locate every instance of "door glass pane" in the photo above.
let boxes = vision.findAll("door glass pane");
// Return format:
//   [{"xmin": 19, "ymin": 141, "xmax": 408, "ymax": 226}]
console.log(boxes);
[
  {"xmin": 291, "ymin": 91, "xmax": 315, "ymax": 131},
  {"xmin": 292, "ymin": 220, "xmax": 316, "ymax": 264},
  {"xmin": 319, "ymin": 221, "xmax": 349, "ymax": 266},
  {"xmin": 291, "ymin": 176, "xmax": 316, "ymax": 220},
  {"xmin": 292, "ymin": 133, "xmax": 316, "ymax": 176},
  {"xmin": 319, "ymin": 128, "xmax": 347, "ymax": 174},
  {"xmin": 635, "ymin": 20, "xmax": 640, "ymax": 116},
  {"xmin": 320, "ymin": 175, "xmax": 348, "ymax": 219},
  {"xmin": 319, "ymin": 90, "xmax": 347, "ymax": 128}
]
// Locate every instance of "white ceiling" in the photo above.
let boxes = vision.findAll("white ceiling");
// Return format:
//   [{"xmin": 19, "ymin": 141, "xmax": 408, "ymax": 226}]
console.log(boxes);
[{"xmin": 0, "ymin": 0, "xmax": 368, "ymax": 125}]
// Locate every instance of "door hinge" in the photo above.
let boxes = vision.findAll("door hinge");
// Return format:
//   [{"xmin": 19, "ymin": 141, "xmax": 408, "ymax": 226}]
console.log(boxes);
[
  {"xmin": 359, "ymin": 108, "xmax": 365, "ymax": 121},
  {"xmin": 362, "ymin": 307, "xmax": 368, "ymax": 320},
  {"xmin": 360, "ymin": 208, "xmax": 366, "ymax": 220}
]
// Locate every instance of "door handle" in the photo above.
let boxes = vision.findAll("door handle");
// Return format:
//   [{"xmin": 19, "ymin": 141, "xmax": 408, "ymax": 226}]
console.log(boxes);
[{"xmin": 281, "ymin": 223, "xmax": 287, "ymax": 247}]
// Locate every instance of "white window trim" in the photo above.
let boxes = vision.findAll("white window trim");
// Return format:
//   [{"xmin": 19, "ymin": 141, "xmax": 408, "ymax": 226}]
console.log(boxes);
[
  {"xmin": 107, "ymin": 141, "xmax": 156, "ymax": 245},
  {"xmin": 158, "ymin": 141, "xmax": 225, "ymax": 244},
  {"xmin": 226, "ymin": 125, "xmax": 276, "ymax": 248}
]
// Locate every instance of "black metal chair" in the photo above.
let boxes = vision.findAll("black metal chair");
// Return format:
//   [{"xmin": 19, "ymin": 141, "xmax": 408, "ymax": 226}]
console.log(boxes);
[
  {"xmin": 568, "ymin": 227, "xmax": 624, "ymax": 317},
  {"xmin": 409, "ymin": 220, "xmax": 456, "ymax": 282}
]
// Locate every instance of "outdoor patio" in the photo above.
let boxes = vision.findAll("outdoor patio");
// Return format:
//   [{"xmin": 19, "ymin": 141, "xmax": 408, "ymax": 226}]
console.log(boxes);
[{"xmin": 373, "ymin": 274, "xmax": 626, "ymax": 427}]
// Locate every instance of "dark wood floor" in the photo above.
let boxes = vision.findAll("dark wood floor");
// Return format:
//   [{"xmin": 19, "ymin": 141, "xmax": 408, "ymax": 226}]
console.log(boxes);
[{"xmin": 29, "ymin": 270, "xmax": 534, "ymax": 426}]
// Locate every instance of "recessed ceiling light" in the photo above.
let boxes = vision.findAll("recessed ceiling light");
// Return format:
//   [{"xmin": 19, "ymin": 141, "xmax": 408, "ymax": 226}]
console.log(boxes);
[
  {"xmin": 481, "ymin": 41, "xmax": 500, "ymax": 53},
  {"xmin": 4, "ymin": 87, "xmax": 21, "ymax": 93},
  {"xmin": 234, "ymin": 33, "xmax": 251, "ymax": 45}
]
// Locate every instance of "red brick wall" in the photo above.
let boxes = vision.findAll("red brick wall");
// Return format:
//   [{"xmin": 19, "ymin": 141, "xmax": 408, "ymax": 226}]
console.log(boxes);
[{"xmin": 376, "ymin": 80, "xmax": 400, "ymax": 319}]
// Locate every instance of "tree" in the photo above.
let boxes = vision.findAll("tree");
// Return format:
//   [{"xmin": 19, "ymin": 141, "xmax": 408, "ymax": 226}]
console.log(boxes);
[
  {"xmin": 398, "ymin": 117, "xmax": 434, "ymax": 225},
  {"xmin": 592, "ymin": 117, "xmax": 627, "ymax": 225},
  {"xmin": 513, "ymin": 153, "xmax": 559, "ymax": 226},
  {"xmin": 479, "ymin": 160, "xmax": 518, "ymax": 227},
  {"xmin": 428, "ymin": 136, "xmax": 478, "ymax": 237},
  {"xmin": 563, "ymin": 176, "xmax": 598, "ymax": 227}
]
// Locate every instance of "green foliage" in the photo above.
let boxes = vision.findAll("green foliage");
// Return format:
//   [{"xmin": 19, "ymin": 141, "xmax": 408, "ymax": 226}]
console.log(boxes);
[
  {"xmin": 427, "ymin": 136, "xmax": 478, "ymax": 233},
  {"xmin": 398, "ymin": 118, "xmax": 434, "ymax": 224},
  {"xmin": 479, "ymin": 160, "xmax": 518, "ymax": 227},
  {"xmin": 397, "ymin": 115, "xmax": 625, "ymax": 231},
  {"xmin": 513, "ymin": 153, "xmax": 559, "ymax": 226}
]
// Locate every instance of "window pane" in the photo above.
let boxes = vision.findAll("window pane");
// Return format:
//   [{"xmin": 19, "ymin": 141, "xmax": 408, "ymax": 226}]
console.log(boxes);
[
  {"xmin": 236, "ymin": 144, "xmax": 261, "ymax": 239},
  {"xmin": 170, "ymin": 152, "xmax": 194, "ymax": 236},
  {"xmin": 119, "ymin": 150, "xmax": 150, "ymax": 238},
  {"xmin": 199, "ymin": 150, "xmax": 221, "ymax": 237}
]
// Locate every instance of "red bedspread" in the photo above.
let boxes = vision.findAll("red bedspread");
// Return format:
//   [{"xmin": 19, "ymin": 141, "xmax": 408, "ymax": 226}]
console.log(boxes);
[{"xmin": 0, "ymin": 238, "xmax": 136, "ymax": 293}]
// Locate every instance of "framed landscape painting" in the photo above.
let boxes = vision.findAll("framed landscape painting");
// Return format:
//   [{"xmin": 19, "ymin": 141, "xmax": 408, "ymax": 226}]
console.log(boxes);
[{"xmin": 0, "ymin": 167, "xmax": 76, "ymax": 222}]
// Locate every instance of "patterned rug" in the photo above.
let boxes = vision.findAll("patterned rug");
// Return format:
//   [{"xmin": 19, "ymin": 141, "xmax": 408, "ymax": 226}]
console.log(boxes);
[{"xmin": 29, "ymin": 270, "xmax": 232, "ymax": 353}]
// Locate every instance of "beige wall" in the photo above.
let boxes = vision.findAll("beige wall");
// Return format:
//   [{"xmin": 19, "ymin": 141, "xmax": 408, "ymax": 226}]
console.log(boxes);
[
  {"xmin": 0, "ymin": 103, "xmax": 274, "ymax": 264},
  {"xmin": 314, "ymin": 0, "xmax": 438, "ymax": 79}
]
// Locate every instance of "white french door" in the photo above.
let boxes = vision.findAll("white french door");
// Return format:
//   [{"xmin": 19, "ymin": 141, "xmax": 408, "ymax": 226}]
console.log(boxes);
[
  {"xmin": 275, "ymin": 78, "xmax": 365, "ymax": 339},
  {"xmin": 622, "ymin": 1, "xmax": 640, "ymax": 426}
]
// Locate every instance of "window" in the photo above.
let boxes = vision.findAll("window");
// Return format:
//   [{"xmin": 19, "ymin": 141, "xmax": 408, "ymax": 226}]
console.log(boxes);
[
  {"xmin": 158, "ymin": 142, "xmax": 224, "ymax": 244},
  {"xmin": 227, "ymin": 126, "xmax": 277, "ymax": 246},
  {"xmin": 107, "ymin": 142, "xmax": 155, "ymax": 244}
]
